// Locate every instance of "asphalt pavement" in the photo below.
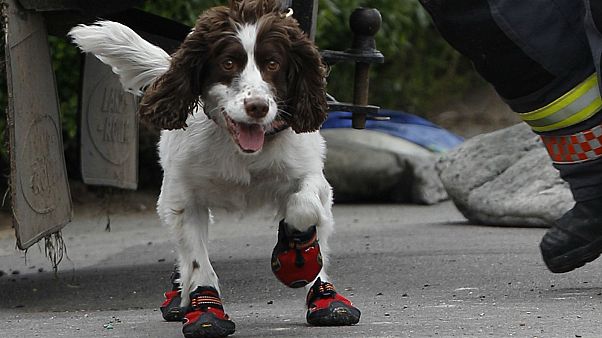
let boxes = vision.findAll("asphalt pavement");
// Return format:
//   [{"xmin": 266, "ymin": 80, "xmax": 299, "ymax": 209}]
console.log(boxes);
[{"xmin": 1, "ymin": 201, "xmax": 601, "ymax": 337}]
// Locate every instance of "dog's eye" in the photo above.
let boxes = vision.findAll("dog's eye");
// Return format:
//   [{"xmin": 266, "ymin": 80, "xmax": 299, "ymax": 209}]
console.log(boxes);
[
  {"xmin": 222, "ymin": 59, "xmax": 235, "ymax": 71},
  {"xmin": 266, "ymin": 60, "xmax": 280, "ymax": 72}
]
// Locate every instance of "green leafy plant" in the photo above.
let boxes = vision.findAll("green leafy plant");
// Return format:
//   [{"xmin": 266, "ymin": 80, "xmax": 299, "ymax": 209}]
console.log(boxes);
[{"xmin": 316, "ymin": 0, "xmax": 479, "ymax": 112}]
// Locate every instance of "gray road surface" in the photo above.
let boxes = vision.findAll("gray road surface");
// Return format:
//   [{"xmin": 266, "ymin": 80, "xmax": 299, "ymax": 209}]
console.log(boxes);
[{"xmin": 1, "ymin": 201, "xmax": 601, "ymax": 337}]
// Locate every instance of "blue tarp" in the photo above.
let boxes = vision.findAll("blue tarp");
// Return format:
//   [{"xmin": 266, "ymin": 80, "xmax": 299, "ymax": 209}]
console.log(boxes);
[{"xmin": 322, "ymin": 110, "xmax": 464, "ymax": 153}]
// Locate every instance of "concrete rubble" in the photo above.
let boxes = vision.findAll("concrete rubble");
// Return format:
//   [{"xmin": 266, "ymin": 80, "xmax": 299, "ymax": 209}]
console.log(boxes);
[{"xmin": 436, "ymin": 123, "xmax": 573, "ymax": 227}]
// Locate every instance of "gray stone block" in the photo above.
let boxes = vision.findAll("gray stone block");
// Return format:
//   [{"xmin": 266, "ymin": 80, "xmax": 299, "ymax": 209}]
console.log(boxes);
[{"xmin": 436, "ymin": 123, "xmax": 573, "ymax": 227}]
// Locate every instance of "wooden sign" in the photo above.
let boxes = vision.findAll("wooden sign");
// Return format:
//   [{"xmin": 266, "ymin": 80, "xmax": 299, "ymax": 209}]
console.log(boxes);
[
  {"xmin": 3, "ymin": 0, "xmax": 72, "ymax": 249},
  {"xmin": 81, "ymin": 54, "xmax": 138, "ymax": 189}
]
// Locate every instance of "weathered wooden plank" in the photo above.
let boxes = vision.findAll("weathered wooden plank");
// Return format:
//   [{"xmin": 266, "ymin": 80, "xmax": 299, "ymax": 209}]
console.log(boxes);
[
  {"xmin": 18, "ymin": 0, "xmax": 143, "ymax": 14},
  {"xmin": 3, "ymin": 0, "xmax": 72, "ymax": 249},
  {"xmin": 19, "ymin": 0, "xmax": 146, "ymax": 37},
  {"xmin": 81, "ymin": 54, "xmax": 138, "ymax": 189},
  {"xmin": 107, "ymin": 8, "xmax": 190, "ymax": 53},
  {"xmin": 17, "ymin": 0, "xmax": 78, "ymax": 11}
]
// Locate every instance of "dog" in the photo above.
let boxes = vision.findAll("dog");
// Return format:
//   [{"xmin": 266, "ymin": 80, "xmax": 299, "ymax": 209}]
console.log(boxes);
[{"xmin": 69, "ymin": 1, "xmax": 360, "ymax": 336}]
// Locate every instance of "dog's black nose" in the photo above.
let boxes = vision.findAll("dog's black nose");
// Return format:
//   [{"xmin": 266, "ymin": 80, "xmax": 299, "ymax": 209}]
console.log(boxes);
[{"xmin": 244, "ymin": 97, "xmax": 269, "ymax": 118}]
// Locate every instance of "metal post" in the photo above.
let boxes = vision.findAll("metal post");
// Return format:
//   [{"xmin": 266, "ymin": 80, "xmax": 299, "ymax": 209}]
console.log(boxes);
[{"xmin": 349, "ymin": 8, "xmax": 382, "ymax": 129}]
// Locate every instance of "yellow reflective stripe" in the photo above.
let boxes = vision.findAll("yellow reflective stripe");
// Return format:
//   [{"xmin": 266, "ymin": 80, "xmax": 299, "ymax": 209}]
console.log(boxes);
[
  {"xmin": 520, "ymin": 74, "xmax": 598, "ymax": 121},
  {"xmin": 519, "ymin": 74, "xmax": 602, "ymax": 132},
  {"xmin": 531, "ymin": 96, "xmax": 602, "ymax": 132},
  {"xmin": 525, "ymin": 84, "xmax": 600, "ymax": 127}
]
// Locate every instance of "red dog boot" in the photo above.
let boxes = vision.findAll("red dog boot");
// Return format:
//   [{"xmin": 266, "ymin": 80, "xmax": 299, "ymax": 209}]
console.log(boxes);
[
  {"xmin": 160, "ymin": 268, "xmax": 185, "ymax": 322},
  {"xmin": 182, "ymin": 286, "xmax": 235, "ymax": 338},
  {"xmin": 306, "ymin": 278, "xmax": 361, "ymax": 326},
  {"xmin": 271, "ymin": 220, "xmax": 322, "ymax": 288}
]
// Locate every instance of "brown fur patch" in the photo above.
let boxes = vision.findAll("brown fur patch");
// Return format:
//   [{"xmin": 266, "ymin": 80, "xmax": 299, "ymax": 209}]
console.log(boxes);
[{"xmin": 137, "ymin": 0, "xmax": 327, "ymax": 132}]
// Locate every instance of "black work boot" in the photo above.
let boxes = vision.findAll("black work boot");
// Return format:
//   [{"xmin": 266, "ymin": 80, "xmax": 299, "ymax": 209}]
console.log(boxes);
[{"xmin": 540, "ymin": 197, "xmax": 602, "ymax": 273}]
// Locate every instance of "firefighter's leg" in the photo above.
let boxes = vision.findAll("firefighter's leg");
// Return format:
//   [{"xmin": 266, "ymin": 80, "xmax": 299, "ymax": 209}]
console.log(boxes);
[
  {"xmin": 538, "ymin": 0, "xmax": 602, "ymax": 273},
  {"xmin": 420, "ymin": 0, "xmax": 602, "ymax": 272}
]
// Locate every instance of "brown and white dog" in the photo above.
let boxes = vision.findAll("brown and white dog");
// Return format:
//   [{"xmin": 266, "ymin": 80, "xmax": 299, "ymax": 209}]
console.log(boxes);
[{"xmin": 70, "ymin": 1, "xmax": 360, "ymax": 337}]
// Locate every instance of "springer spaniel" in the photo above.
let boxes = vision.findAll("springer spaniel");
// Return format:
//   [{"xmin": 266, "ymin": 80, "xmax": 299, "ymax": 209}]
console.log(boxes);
[{"xmin": 70, "ymin": 1, "xmax": 360, "ymax": 336}]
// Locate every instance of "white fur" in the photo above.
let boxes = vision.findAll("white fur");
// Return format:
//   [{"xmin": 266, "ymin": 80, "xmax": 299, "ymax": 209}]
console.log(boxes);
[
  {"xmin": 206, "ymin": 23, "xmax": 278, "ymax": 127},
  {"xmin": 68, "ymin": 21, "xmax": 171, "ymax": 95},
  {"xmin": 69, "ymin": 21, "xmax": 334, "ymax": 307}
]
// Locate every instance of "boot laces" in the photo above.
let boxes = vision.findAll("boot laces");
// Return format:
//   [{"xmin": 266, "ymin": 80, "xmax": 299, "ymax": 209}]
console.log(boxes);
[{"xmin": 307, "ymin": 278, "xmax": 337, "ymax": 304}]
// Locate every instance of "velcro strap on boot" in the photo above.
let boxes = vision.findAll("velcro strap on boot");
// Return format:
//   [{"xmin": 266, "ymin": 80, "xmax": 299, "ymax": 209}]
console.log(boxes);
[
  {"xmin": 189, "ymin": 287, "xmax": 224, "ymax": 311},
  {"xmin": 287, "ymin": 225, "xmax": 318, "ymax": 250},
  {"xmin": 306, "ymin": 278, "xmax": 337, "ymax": 304}
]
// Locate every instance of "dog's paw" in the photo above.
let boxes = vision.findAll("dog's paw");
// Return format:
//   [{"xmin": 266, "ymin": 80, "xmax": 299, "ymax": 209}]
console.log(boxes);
[
  {"xmin": 285, "ymin": 192, "xmax": 322, "ymax": 231},
  {"xmin": 306, "ymin": 278, "xmax": 361, "ymax": 326},
  {"xmin": 182, "ymin": 286, "xmax": 235, "ymax": 338},
  {"xmin": 271, "ymin": 221, "xmax": 322, "ymax": 288}
]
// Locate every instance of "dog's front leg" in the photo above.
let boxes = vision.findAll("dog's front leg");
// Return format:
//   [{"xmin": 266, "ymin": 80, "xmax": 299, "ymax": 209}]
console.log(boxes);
[
  {"xmin": 278, "ymin": 174, "xmax": 361, "ymax": 326},
  {"xmin": 272, "ymin": 173, "xmax": 334, "ymax": 288},
  {"xmin": 161, "ymin": 203, "xmax": 235, "ymax": 336},
  {"xmin": 179, "ymin": 206, "xmax": 219, "ymax": 301},
  {"xmin": 284, "ymin": 173, "xmax": 333, "ymax": 234},
  {"xmin": 160, "ymin": 203, "xmax": 218, "ymax": 306}
]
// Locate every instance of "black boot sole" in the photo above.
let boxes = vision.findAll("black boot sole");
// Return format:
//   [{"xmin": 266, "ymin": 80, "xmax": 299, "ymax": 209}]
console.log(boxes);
[
  {"xmin": 541, "ymin": 237, "xmax": 602, "ymax": 273},
  {"xmin": 306, "ymin": 301, "xmax": 361, "ymax": 326},
  {"xmin": 182, "ymin": 312, "xmax": 235, "ymax": 338},
  {"xmin": 160, "ymin": 293, "xmax": 184, "ymax": 322},
  {"xmin": 162, "ymin": 306, "xmax": 185, "ymax": 322}
]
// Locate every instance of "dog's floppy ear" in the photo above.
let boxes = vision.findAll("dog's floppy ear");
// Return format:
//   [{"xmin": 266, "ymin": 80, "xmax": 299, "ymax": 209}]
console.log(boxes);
[
  {"xmin": 137, "ymin": 45, "xmax": 201, "ymax": 130},
  {"xmin": 285, "ymin": 26, "xmax": 328, "ymax": 133},
  {"xmin": 138, "ymin": 7, "xmax": 228, "ymax": 130}
]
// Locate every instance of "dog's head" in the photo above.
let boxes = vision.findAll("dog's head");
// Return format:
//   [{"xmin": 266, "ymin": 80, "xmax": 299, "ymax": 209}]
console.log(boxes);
[{"xmin": 138, "ymin": 0, "xmax": 328, "ymax": 153}]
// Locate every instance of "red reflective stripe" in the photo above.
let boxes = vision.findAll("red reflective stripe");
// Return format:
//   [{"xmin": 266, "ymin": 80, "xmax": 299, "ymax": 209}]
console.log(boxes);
[
  {"xmin": 567, "ymin": 143, "xmax": 574, "ymax": 154},
  {"xmin": 582, "ymin": 141, "xmax": 592, "ymax": 152},
  {"xmin": 541, "ymin": 124, "xmax": 602, "ymax": 164}
]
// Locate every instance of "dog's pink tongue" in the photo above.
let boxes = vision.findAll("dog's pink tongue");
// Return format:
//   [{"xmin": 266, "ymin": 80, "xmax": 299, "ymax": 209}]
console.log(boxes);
[{"xmin": 238, "ymin": 123, "xmax": 265, "ymax": 152}]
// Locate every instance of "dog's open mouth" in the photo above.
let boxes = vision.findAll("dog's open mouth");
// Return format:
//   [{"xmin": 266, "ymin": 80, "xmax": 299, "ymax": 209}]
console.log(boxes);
[{"xmin": 224, "ymin": 113, "xmax": 266, "ymax": 153}]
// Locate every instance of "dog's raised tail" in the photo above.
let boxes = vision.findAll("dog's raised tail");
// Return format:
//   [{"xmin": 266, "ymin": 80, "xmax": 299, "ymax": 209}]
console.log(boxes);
[{"xmin": 69, "ymin": 21, "xmax": 172, "ymax": 96}]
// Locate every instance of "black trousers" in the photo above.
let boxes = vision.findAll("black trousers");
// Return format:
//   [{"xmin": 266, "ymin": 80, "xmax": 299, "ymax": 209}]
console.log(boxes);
[{"xmin": 420, "ymin": 0, "xmax": 602, "ymax": 201}]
